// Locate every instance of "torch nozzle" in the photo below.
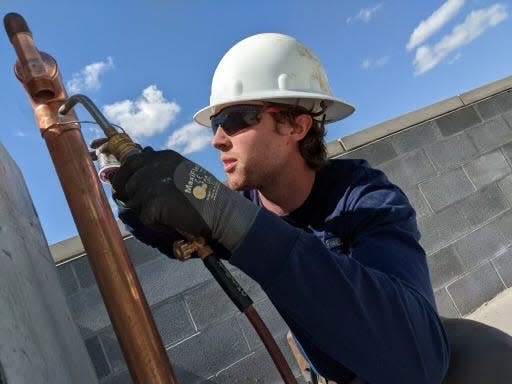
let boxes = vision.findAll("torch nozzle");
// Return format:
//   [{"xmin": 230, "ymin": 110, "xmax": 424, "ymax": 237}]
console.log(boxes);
[
  {"xmin": 59, "ymin": 94, "xmax": 118, "ymax": 137},
  {"xmin": 59, "ymin": 94, "xmax": 141, "ymax": 162}
]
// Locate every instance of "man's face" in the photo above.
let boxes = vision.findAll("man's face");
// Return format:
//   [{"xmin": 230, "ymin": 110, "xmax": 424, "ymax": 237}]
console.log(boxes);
[{"xmin": 210, "ymin": 104, "xmax": 295, "ymax": 191}]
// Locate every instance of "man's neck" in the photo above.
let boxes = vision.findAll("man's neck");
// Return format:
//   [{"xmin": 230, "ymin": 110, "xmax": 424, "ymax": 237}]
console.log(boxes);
[{"xmin": 257, "ymin": 164, "xmax": 316, "ymax": 216}]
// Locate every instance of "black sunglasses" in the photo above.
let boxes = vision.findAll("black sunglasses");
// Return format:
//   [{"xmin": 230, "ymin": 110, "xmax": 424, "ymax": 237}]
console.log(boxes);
[{"xmin": 210, "ymin": 104, "xmax": 280, "ymax": 136}]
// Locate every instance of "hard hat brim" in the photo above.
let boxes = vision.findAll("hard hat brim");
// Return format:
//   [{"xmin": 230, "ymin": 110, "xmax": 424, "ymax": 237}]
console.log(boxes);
[{"xmin": 193, "ymin": 91, "xmax": 355, "ymax": 127}]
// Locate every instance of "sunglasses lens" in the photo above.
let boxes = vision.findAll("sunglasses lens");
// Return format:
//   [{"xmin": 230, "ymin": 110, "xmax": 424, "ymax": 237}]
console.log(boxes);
[{"xmin": 211, "ymin": 105, "xmax": 263, "ymax": 135}]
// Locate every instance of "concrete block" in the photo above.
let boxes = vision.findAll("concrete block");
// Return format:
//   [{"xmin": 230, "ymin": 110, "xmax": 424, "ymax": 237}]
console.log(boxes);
[
  {"xmin": 403, "ymin": 186, "xmax": 432, "ymax": 218},
  {"xmin": 495, "ymin": 90, "xmax": 512, "ymax": 113},
  {"xmin": 447, "ymin": 262, "xmax": 505, "ymax": 315},
  {"xmin": 419, "ymin": 168, "xmax": 475, "ymax": 212},
  {"xmin": 85, "ymin": 335, "xmax": 111, "ymax": 379},
  {"xmin": 390, "ymin": 121, "xmax": 441, "ymax": 154},
  {"xmin": 377, "ymin": 149, "xmax": 436, "ymax": 190},
  {"xmin": 184, "ymin": 280, "xmax": 238, "ymax": 331},
  {"xmin": 136, "ymin": 256, "xmax": 211, "ymax": 306},
  {"xmin": 51, "ymin": 236, "xmax": 86, "ymax": 264},
  {"xmin": 434, "ymin": 288, "xmax": 460, "ymax": 318},
  {"xmin": 475, "ymin": 97, "xmax": 505, "ymax": 120},
  {"xmin": 102, "ymin": 370, "xmax": 133, "ymax": 384},
  {"xmin": 436, "ymin": 106, "xmax": 482, "ymax": 137},
  {"xmin": 498, "ymin": 175, "xmax": 512, "ymax": 207},
  {"xmin": 452, "ymin": 223, "xmax": 508, "ymax": 269},
  {"xmin": 326, "ymin": 140, "xmax": 345, "ymax": 158},
  {"xmin": 505, "ymin": 111, "xmax": 512, "ymax": 128},
  {"xmin": 474, "ymin": 90, "xmax": 512, "ymax": 120},
  {"xmin": 492, "ymin": 250, "xmax": 512, "ymax": 287},
  {"xmin": 98, "ymin": 328, "xmax": 125, "ymax": 374},
  {"xmin": 67, "ymin": 285, "xmax": 110, "ymax": 337},
  {"xmin": 467, "ymin": 117, "xmax": 512, "ymax": 154},
  {"xmin": 167, "ymin": 317, "xmax": 250, "ymax": 379},
  {"xmin": 214, "ymin": 343, "xmax": 296, "ymax": 384},
  {"xmin": 456, "ymin": 184, "xmax": 510, "ymax": 227},
  {"xmin": 125, "ymin": 236, "xmax": 164, "ymax": 267},
  {"xmin": 495, "ymin": 210, "xmax": 512, "ymax": 243},
  {"xmin": 500, "ymin": 141, "xmax": 512, "ymax": 168},
  {"xmin": 341, "ymin": 137, "xmax": 397, "ymax": 167},
  {"xmin": 56, "ymin": 261, "xmax": 79, "ymax": 296},
  {"xmin": 153, "ymin": 295, "xmax": 197, "ymax": 347},
  {"xmin": 425, "ymin": 133, "xmax": 478, "ymax": 171},
  {"xmin": 464, "ymin": 151, "xmax": 511, "ymax": 189},
  {"xmin": 418, "ymin": 206, "xmax": 472, "ymax": 255},
  {"xmin": 238, "ymin": 299, "xmax": 289, "ymax": 350},
  {"xmin": 427, "ymin": 246, "xmax": 465, "ymax": 290},
  {"xmin": 72, "ymin": 256, "xmax": 96, "ymax": 289},
  {"xmin": 460, "ymin": 76, "xmax": 512, "ymax": 105},
  {"xmin": 341, "ymin": 96, "xmax": 463, "ymax": 150}
]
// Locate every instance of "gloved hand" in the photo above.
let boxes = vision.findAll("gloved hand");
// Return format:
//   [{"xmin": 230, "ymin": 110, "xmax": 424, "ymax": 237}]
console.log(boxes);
[
  {"xmin": 116, "ymin": 201, "xmax": 185, "ymax": 258},
  {"xmin": 112, "ymin": 148, "xmax": 259, "ymax": 251},
  {"xmin": 117, "ymin": 202, "xmax": 232, "ymax": 260}
]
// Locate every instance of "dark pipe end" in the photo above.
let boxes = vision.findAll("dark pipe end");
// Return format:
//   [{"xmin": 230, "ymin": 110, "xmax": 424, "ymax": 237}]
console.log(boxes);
[{"xmin": 4, "ymin": 13, "xmax": 31, "ymax": 40}]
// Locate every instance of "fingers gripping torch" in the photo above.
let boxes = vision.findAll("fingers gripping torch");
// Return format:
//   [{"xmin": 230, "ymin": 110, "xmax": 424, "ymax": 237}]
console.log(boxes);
[{"xmin": 58, "ymin": 95, "xmax": 298, "ymax": 384}]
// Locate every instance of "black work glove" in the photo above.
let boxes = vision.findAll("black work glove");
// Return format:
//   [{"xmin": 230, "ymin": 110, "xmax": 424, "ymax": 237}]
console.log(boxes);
[
  {"xmin": 117, "ymin": 202, "xmax": 185, "ymax": 258},
  {"xmin": 112, "ymin": 148, "xmax": 259, "ymax": 251},
  {"xmin": 117, "ymin": 202, "xmax": 232, "ymax": 260}
]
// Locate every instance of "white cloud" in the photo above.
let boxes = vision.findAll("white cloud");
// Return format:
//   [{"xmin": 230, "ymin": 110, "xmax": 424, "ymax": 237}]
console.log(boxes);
[
  {"xmin": 67, "ymin": 57, "xmax": 114, "ymax": 94},
  {"xmin": 407, "ymin": 0, "xmax": 465, "ymax": 51},
  {"xmin": 14, "ymin": 130, "xmax": 28, "ymax": 137},
  {"xmin": 361, "ymin": 56, "xmax": 389, "ymax": 69},
  {"xmin": 102, "ymin": 85, "xmax": 180, "ymax": 139},
  {"xmin": 447, "ymin": 52, "xmax": 462, "ymax": 64},
  {"xmin": 375, "ymin": 56, "xmax": 390, "ymax": 67},
  {"xmin": 347, "ymin": 3, "xmax": 383, "ymax": 24},
  {"xmin": 413, "ymin": 3, "xmax": 508, "ymax": 75},
  {"xmin": 165, "ymin": 122, "xmax": 211, "ymax": 155},
  {"xmin": 361, "ymin": 59, "xmax": 372, "ymax": 69}
]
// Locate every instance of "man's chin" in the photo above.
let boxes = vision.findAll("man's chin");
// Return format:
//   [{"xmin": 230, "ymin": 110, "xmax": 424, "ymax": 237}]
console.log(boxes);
[{"xmin": 226, "ymin": 176, "xmax": 252, "ymax": 192}]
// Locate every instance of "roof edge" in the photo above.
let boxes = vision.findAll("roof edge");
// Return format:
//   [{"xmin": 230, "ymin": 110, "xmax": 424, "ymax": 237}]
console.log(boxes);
[
  {"xmin": 51, "ymin": 221, "xmax": 131, "ymax": 264},
  {"xmin": 327, "ymin": 74, "xmax": 512, "ymax": 157}
]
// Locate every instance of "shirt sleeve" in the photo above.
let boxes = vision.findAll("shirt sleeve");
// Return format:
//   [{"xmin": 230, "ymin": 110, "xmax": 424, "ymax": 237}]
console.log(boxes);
[{"xmin": 229, "ymin": 167, "xmax": 450, "ymax": 384}]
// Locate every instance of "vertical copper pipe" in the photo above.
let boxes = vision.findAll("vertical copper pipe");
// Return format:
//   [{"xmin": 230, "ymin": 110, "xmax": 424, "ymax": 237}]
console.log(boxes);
[{"xmin": 4, "ymin": 13, "xmax": 177, "ymax": 384}]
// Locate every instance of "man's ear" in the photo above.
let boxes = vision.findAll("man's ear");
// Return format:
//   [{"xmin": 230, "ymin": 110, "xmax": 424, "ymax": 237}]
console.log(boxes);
[{"xmin": 291, "ymin": 114, "xmax": 313, "ymax": 141}]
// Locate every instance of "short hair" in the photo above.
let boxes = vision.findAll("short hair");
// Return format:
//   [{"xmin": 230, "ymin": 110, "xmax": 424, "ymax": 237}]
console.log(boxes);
[{"xmin": 268, "ymin": 103, "xmax": 327, "ymax": 171}]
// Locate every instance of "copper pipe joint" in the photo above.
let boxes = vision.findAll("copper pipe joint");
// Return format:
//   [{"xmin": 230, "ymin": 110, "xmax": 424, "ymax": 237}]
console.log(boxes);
[{"xmin": 4, "ymin": 13, "xmax": 57, "ymax": 100}]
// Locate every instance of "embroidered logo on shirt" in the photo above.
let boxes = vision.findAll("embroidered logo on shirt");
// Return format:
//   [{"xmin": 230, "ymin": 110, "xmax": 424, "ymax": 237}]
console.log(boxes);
[{"xmin": 325, "ymin": 237, "xmax": 342, "ymax": 251}]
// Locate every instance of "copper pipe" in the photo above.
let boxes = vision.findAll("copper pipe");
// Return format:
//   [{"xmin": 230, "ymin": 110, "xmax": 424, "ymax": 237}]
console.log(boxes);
[{"xmin": 4, "ymin": 13, "xmax": 177, "ymax": 384}]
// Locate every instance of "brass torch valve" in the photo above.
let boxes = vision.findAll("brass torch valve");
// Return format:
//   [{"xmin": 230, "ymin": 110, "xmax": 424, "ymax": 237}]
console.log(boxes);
[
  {"xmin": 58, "ymin": 94, "xmax": 141, "ymax": 182},
  {"xmin": 173, "ymin": 234, "xmax": 214, "ymax": 261}
]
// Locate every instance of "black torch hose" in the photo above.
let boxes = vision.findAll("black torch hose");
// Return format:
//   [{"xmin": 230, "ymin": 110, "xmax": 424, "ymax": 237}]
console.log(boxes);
[{"xmin": 202, "ymin": 254, "xmax": 297, "ymax": 384}]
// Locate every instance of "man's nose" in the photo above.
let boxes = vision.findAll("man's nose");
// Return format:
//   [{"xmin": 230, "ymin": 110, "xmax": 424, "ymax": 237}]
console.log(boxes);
[{"xmin": 211, "ymin": 126, "xmax": 231, "ymax": 150}]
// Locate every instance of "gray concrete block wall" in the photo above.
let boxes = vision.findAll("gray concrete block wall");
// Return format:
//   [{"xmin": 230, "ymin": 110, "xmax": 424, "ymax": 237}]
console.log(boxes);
[
  {"xmin": 337, "ymin": 89, "xmax": 512, "ymax": 319},
  {"xmin": 56, "ymin": 236, "xmax": 301, "ymax": 383},
  {"xmin": 0, "ymin": 143, "xmax": 98, "ymax": 384}
]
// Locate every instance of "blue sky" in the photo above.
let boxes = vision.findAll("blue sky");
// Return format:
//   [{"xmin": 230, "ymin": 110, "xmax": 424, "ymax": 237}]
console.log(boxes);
[{"xmin": 1, "ymin": 0, "xmax": 510, "ymax": 244}]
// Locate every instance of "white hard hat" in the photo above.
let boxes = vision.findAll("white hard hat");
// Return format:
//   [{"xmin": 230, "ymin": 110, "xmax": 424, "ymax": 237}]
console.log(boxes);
[{"xmin": 193, "ymin": 33, "xmax": 355, "ymax": 127}]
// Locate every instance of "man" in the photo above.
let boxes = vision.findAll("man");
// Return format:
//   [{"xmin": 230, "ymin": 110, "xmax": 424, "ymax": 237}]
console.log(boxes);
[{"xmin": 112, "ymin": 33, "xmax": 449, "ymax": 383}]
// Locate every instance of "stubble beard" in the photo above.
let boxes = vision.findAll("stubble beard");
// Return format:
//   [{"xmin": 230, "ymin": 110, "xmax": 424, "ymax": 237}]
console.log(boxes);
[{"xmin": 226, "ymin": 162, "xmax": 261, "ymax": 192}]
